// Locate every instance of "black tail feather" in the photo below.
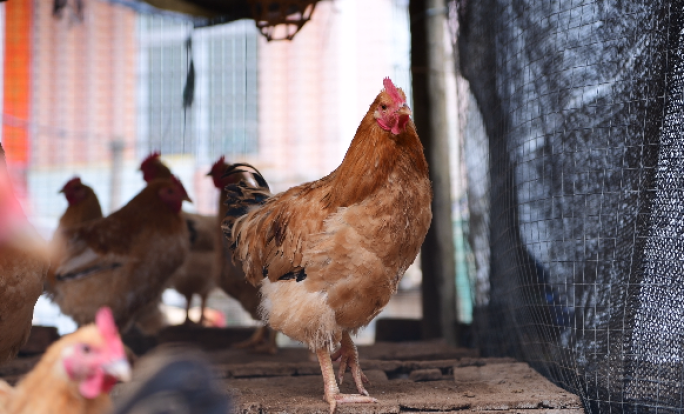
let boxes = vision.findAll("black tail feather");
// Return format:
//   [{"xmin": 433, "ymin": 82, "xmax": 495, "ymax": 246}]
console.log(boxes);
[
  {"xmin": 220, "ymin": 162, "xmax": 271, "ymax": 245},
  {"xmin": 221, "ymin": 162, "xmax": 270, "ymax": 192}
]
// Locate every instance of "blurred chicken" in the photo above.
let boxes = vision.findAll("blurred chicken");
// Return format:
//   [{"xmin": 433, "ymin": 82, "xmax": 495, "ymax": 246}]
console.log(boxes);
[
  {"xmin": 139, "ymin": 153, "xmax": 217, "ymax": 325},
  {"xmin": 208, "ymin": 157, "xmax": 277, "ymax": 354},
  {"xmin": 221, "ymin": 78, "xmax": 432, "ymax": 412},
  {"xmin": 0, "ymin": 143, "xmax": 48, "ymax": 364},
  {"xmin": 57, "ymin": 177, "xmax": 104, "ymax": 229},
  {"xmin": 46, "ymin": 177, "xmax": 103, "ymax": 296},
  {"xmin": 51, "ymin": 176, "xmax": 191, "ymax": 331},
  {"xmin": 0, "ymin": 307, "xmax": 131, "ymax": 414}
]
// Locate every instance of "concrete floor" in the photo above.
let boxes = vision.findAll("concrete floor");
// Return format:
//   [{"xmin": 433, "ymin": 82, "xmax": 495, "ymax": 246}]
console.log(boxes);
[{"xmin": 0, "ymin": 328, "xmax": 583, "ymax": 414}]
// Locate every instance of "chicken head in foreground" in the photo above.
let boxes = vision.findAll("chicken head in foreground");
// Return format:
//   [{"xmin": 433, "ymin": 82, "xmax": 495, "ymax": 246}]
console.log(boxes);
[
  {"xmin": 221, "ymin": 78, "xmax": 432, "ymax": 412},
  {"xmin": 0, "ymin": 308, "xmax": 131, "ymax": 414}
]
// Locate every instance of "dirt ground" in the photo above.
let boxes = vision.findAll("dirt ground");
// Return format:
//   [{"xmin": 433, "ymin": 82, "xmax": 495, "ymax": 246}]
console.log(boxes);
[{"xmin": 0, "ymin": 328, "xmax": 583, "ymax": 413}]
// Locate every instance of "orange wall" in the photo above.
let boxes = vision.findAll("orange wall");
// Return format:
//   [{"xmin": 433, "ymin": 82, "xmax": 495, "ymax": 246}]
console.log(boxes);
[{"xmin": 3, "ymin": 0, "xmax": 32, "ymax": 171}]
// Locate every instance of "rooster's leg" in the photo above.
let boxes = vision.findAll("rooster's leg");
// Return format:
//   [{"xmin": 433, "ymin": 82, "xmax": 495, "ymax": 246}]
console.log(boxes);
[
  {"xmin": 252, "ymin": 327, "xmax": 278, "ymax": 354},
  {"xmin": 330, "ymin": 347, "xmax": 342, "ymax": 362},
  {"xmin": 183, "ymin": 295, "xmax": 192, "ymax": 325},
  {"xmin": 336, "ymin": 331, "xmax": 370, "ymax": 395},
  {"xmin": 316, "ymin": 347, "xmax": 377, "ymax": 414},
  {"xmin": 233, "ymin": 325, "xmax": 267, "ymax": 349},
  {"xmin": 198, "ymin": 294, "xmax": 207, "ymax": 325}
]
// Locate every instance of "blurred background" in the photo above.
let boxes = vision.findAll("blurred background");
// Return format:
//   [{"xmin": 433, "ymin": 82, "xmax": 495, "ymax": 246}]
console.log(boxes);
[{"xmin": 0, "ymin": 0, "xmax": 474, "ymax": 340}]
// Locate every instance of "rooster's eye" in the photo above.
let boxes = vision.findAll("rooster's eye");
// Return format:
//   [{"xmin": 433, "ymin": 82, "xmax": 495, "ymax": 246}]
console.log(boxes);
[
  {"xmin": 82, "ymin": 345, "xmax": 91, "ymax": 354},
  {"xmin": 381, "ymin": 105, "xmax": 387, "ymax": 110}
]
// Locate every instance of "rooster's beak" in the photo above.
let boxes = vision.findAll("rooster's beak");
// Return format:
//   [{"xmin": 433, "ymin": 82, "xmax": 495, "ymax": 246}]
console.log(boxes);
[
  {"xmin": 397, "ymin": 103, "xmax": 412, "ymax": 118},
  {"xmin": 102, "ymin": 358, "xmax": 132, "ymax": 382},
  {"xmin": 183, "ymin": 194, "xmax": 193, "ymax": 203}
]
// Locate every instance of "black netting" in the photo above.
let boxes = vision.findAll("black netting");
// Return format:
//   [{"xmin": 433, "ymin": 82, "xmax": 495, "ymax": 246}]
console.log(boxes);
[{"xmin": 457, "ymin": 0, "xmax": 684, "ymax": 412}]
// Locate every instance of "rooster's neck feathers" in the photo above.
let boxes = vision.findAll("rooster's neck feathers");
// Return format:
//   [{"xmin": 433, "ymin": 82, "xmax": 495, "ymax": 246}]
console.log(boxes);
[
  {"xmin": 105, "ymin": 180, "xmax": 185, "ymax": 237},
  {"xmin": 322, "ymin": 103, "xmax": 428, "ymax": 208}
]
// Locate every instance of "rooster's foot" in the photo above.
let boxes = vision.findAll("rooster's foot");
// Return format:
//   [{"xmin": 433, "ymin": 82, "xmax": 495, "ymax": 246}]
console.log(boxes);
[
  {"xmin": 336, "ymin": 331, "xmax": 371, "ymax": 395},
  {"xmin": 324, "ymin": 393, "xmax": 377, "ymax": 414}
]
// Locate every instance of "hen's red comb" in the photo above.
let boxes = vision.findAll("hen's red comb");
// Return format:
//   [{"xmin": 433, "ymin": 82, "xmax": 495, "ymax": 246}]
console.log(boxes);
[
  {"xmin": 95, "ymin": 307, "xmax": 118, "ymax": 344},
  {"xmin": 383, "ymin": 77, "xmax": 404, "ymax": 105},
  {"xmin": 61, "ymin": 177, "xmax": 82, "ymax": 191},
  {"xmin": 96, "ymin": 307, "xmax": 125, "ymax": 358},
  {"xmin": 140, "ymin": 152, "xmax": 161, "ymax": 170},
  {"xmin": 210, "ymin": 156, "xmax": 227, "ymax": 174}
]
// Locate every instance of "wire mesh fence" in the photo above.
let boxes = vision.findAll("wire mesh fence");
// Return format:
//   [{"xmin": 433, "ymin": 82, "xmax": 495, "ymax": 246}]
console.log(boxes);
[{"xmin": 456, "ymin": 0, "xmax": 684, "ymax": 412}]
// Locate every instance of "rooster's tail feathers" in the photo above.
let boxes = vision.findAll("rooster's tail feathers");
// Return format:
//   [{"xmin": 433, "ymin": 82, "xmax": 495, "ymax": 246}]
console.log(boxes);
[
  {"xmin": 221, "ymin": 163, "xmax": 270, "ymax": 192},
  {"xmin": 220, "ymin": 163, "xmax": 270, "ymax": 244}
]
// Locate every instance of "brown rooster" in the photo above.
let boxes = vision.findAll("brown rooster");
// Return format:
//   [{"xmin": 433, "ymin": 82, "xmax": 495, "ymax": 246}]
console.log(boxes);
[
  {"xmin": 139, "ymin": 153, "xmax": 217, "ymax": 325},
  {"xmin": 0, "ymin": 143, "xmax": 48, "ymax": 364},
  {"xmin": 46, "ymin": 177, "xmax": 103, "ymax": 297},
  {"xmin": 208, "ymin": 157, "xmax": 277, "ymax": 353},
  {"xmin": 0, "ymin": 307, "xmax": 131, "ymax": 414},
  {"xmin": 51, "ymin": 176, "xmax": 191, "ymax": 331},
  {"xmin": 221, "ymin": 78, "xmax": 432, "ymax": 412}
]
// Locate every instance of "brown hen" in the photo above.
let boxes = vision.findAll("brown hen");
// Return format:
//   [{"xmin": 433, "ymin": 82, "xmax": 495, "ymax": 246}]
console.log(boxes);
[
  {"xmin": 46, "ymin": 177, "xmax": 103, "ymax": 297},
  {"xmin": 221, "ymin": 78, "xmax": 432, "ymax": 411},
  {"xmin": 139, "ymin": 153, "xmax": 218, "ymax": 325},
  {"xmin": 51, "ymin": 177, "xmax": 191, "ymax": 331}
]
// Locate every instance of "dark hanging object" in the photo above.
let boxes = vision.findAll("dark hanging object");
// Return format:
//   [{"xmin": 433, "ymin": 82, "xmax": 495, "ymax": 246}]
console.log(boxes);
[
  {"xmin": 53, "ymin": 0, "xmax": 68, "ymax": 17},
  {"xmin": 248, "ymin": 0, "xmax": 319, "ymax": 41},
  {"xmin": 181, "ymin": 35, "xmax": 195, "ymax": 141},
  {"xmin": 52, "ymin": 0, "xmax": 84, "ymax": 22},
  {"xmin": 182, "ymin": 36, "xmax": 195, "ymax": 110}
]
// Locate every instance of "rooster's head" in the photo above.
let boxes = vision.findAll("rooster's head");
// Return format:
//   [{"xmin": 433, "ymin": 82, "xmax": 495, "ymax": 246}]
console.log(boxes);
[
  {"xmin": 206, "ymin": 156, "xmax": 244, "ymax": 189},
  {"xmin": 374, "ymin": 77, "xmax": 411, "ymax": 135},
  {"xmin": 140, "ymin": 151, "xmax": 172, "ymax": 183},
  {"xmin": 207, "ymin": 156, "xmax": 229, "ymax": 189},
  {"xmin": 61, "ymin": 307, "xmax": 131, "ymax": 399},
  {"xmin": 59, "ymin": 177, "xmax": 89, "ymax": 206}
]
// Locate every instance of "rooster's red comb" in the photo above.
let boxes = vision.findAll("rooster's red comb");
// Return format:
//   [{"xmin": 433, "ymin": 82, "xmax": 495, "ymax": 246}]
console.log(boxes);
[
  {"xmin": 383, "ymin": 77, "xmax": 404, "ymax": 106},
  {"xmin": 211, "ymin": 156, "xmax": 226, "ymax": 172},
  {"xmin": 96, "ymin": 307, "xmax": 125, "ymax": 359},
  {"xmin": 96, "ymin": 307, "xmax": 118, "ymax": 343},
  {"xmin": 140, "ymin": 152, "xmax": 162, "ymax": 170}
]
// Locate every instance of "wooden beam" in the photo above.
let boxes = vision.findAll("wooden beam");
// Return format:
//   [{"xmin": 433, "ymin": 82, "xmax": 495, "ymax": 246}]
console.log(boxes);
[{"xmin": 410, "ymin": 0, "xmax": 457, "ymax": 344}]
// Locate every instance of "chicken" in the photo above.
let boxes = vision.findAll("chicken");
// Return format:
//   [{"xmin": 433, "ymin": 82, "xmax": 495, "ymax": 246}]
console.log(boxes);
[
  {"xmin": 221, "ymin": 78, "xmax": 432, "ymax": 412},
  {"xmin": 51, "ymin": 176, "xmax": 191, "ymax": 331},
  {"xmin": 0, "ymin": 143, "xmax": 48, "ymax": 364},
  {"xmin": 46, "ymin": 177, "xmax": 103, "ymax": 297},
  {"xmin": 207, "ymin": 157, "xmax": 277, "ymax": 353},
  {"xmin": 0, "ymin": 307, "xmax": 131, "ymax": 414},
  {"xmin": 57, "ymin": 177, "xmax": 104, "ymax": 229},
  {"xmin": 139, "ymin": 153, "xmax": 217, "ymax": 325}
]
